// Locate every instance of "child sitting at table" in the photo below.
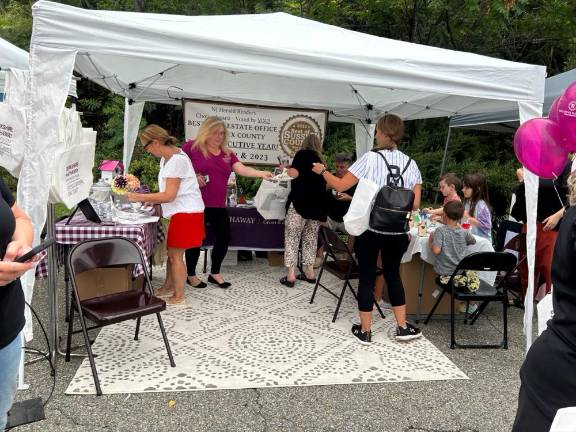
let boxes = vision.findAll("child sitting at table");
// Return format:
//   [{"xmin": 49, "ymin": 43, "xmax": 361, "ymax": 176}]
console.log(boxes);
[
  {"xmin": 424, "ymin": 172, "xmax": 461, "ymax": 221},
  {"xmin": 429, "ymin": 201, "xmax": 479, "ymax": 295}
]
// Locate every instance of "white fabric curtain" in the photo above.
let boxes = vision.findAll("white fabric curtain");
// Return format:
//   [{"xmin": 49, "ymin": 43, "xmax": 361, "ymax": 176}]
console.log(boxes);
[
  {"xmin": 518, "ymin": 100, "xmax": 543, "ymax": 351},
  {"xmin": 122, "ymin": 99, "xmax": 145, "ymax": 171},
  {"xmin": 354, "ymin": 122, "xmax": 375, "ymax": 158},
  {"xmin": 18, "ymin": 45, "xmax": 77, "ymax": 341}
]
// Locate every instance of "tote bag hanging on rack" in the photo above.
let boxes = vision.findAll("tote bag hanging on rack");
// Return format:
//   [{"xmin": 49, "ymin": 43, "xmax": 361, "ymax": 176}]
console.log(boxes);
[
  {"xmin": 343, "ymin": 152, "xmax": 379, "ymax": 236},
  {"xmin": 0, "ymin": 69, "xmax": 28, "ymax": 177}
]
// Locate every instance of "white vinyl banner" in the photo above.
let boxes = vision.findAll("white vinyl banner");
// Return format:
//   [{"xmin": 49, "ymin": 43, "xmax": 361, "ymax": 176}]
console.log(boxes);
[{"xmin": 184, "ymin": 100, "xmax": 328, "ymax": 165}]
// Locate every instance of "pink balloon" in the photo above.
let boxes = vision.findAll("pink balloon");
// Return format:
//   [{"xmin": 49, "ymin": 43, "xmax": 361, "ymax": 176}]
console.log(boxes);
[
  {"xmin": 548, "ymin": 95, "xmax": 570, "ymax": 149},
  {"xmin": 514, "ymin": 118, "xmax": 568, "ymax": 179},
  {"xmin": 556, "ymin": 81, "xmax": 576, "ymax": 151},
  {"xmin": 548, "ymin": 95, "xmax": 561, "ymax": 123}
]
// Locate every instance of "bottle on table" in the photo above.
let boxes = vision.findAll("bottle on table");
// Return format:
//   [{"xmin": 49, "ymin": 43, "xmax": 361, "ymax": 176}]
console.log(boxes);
[{"xmin": 227, "ymin": 172, "xmax": 237, "ymax": 207}]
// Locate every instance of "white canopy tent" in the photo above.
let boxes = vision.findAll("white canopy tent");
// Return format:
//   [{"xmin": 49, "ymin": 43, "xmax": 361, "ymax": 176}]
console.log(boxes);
[
  {"xmin": 0, "ymin": 37, "xmax": 28, "ymax": 87},
  {"xmin": 24, "ymin": 0, "xmax": 546, "ymax": 349},
  {"xmin": 0, "ymin": 35, "xmax": 77, "ymax": 100},
  {"xmin": 450, "ymin": 68, "xmax": 576, "ymax": 132}
]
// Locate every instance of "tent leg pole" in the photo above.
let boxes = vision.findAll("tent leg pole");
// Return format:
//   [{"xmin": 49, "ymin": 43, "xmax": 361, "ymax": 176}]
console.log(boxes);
[
  {"xmin": 46, "ymin": 204, "xmax": 58, "ymax": 363},
  {"xmin": 435, "ymin": 126, "xmax": 452, "ymax": 205}
]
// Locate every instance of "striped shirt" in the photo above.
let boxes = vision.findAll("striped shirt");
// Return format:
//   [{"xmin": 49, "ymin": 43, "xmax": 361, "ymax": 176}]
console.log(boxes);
[
  {"xmin": 349, "ymin": 149, "xmax": 422, "ymax": 190},
  {"xmin": 349, "ymin": 149, "xmax": 421, "ymax": 235}
]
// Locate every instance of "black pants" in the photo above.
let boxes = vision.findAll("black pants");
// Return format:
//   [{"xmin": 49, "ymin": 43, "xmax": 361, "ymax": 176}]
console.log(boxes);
[
  {"xmin": 354, "ymin": 230, "xmax": 409, "ymax": 312},
  {"xmin": 185, "ymin": 207, "xmax": 230, "ymax": 276}
]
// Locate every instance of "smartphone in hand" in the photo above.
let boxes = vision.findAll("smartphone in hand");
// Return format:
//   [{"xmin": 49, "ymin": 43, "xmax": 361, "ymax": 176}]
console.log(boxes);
[{"xmin": 15, "ymin": 239, "xmax": 56, "ymax": 263}]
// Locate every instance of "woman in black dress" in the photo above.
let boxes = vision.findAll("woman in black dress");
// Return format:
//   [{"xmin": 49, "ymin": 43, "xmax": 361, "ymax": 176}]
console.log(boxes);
[{"xmin": 513, "ymin": 170, "xmax": 576, "ymax": 431}]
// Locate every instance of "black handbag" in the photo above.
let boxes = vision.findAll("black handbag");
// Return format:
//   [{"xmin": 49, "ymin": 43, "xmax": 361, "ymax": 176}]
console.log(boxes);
[{"xmin": 369, "ymin": 151, "xmax": 415, "ymax": 233}]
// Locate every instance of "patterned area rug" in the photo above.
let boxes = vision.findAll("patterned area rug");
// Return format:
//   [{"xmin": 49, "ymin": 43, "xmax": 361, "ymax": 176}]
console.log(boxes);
[{"xmin": 66, "ymin": 259, "xmax": 467, "ymax": 394}]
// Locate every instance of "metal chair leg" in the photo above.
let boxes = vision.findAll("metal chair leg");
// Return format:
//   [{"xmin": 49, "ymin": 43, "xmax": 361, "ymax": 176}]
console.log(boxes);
[
  {"xmin": 424, "ymin": 289, "xmax": 446, "ymax": 324},
  {"xmin": 134, "ymin": 317, "xmax": 141, "ymax": 341},
  {"xmin": 332, "ymin": 280, "xmax": 348, "ymax": 322},
  {"xmin": 450, "ymin": 296, "xmax": 456, "ymax": 349},
  {"xmin": 78, "ymin": 311, "xmax": 103, "ymax": 395},
  {"xmin": 156, "ymin": 313, "xmax": 176, "ymax": 367},
  {"xmin": 65, "ymin": 303, "xmax": 75, "ymax": 362},
  {"xmin": 309, "ymin": 261, "xmax": 326, "ymax": 304},
  {"xmin": 503, "ymin": 297, "xmax": 508, "ymax": 349}
]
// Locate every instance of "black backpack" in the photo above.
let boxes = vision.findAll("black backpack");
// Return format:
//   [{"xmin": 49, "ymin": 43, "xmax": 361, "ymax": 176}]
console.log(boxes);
[{"xmin": 369, "ymin": 151, "xmax": 415, "ymax": 233}]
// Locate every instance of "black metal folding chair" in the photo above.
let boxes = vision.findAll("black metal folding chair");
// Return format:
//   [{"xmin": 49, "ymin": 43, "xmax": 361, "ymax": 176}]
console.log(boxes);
[
  {"xmin": 424, "ymin": 251, "xmax": 517, "ymax": 349},
  {"xmin": 66, "ymin": 237, "xmax": 175, "ymax": 395},
  {"xmin": 310, "ymin": 226, "xmax": 385, "ymax": 322}
]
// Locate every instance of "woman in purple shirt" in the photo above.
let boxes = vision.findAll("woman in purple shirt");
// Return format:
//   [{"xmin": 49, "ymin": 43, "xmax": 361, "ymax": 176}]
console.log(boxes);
[{"xmin": 182, "ymin": 116, "xmax": 272, "ymax": 288}]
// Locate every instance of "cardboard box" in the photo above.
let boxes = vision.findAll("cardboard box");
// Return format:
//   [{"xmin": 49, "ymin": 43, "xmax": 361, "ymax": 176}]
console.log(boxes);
[
  {"xmin": 382, "ymin": 254, "xmax": 452, "ymax": 318},
  {"xmin": 267, "ymin": 251, "xmax": 284, "ymax": 267},
  {"xmin": 73, "ymin": 265, "xmax": 134, "ymax": 301}
]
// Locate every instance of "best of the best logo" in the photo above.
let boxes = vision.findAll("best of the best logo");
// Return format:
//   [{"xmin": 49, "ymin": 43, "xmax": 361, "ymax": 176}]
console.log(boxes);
[{"xmin": 278, "ymin": 115, "xmax": 323, "ymax": 157}]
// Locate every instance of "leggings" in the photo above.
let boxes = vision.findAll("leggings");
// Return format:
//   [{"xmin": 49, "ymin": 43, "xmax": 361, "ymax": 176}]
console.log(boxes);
[
  {"xmin": 185, "ymin": 207, "xmax": 230, "ymax": 275},
  {"xmin": 354, "ymin": 230, "xmax": 410, "ymax": 312},
  {"xmin": 283, "ymin": 204, "xmax": 321, "ymax": 267}
]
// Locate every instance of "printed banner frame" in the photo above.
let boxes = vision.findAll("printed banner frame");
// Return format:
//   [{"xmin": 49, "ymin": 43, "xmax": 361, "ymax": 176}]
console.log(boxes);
[{"xmin": 183, "ymin": 99, "xmax": 328, "ymax": 166}]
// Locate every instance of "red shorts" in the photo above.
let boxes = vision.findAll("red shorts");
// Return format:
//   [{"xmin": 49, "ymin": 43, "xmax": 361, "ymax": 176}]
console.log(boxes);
[{"xmin": 167, "ymin": 212, "xmax": 205, "ymax": 249}]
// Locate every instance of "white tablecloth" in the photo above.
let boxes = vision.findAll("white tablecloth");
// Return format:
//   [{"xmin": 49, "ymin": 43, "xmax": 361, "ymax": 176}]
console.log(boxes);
[{"xmin": 402, "ymin": 227, "xmax": 495, "ymax": 284}]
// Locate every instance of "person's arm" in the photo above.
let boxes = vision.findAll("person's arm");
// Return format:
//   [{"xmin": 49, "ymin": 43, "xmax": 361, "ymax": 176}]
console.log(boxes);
[
  {"xmin": 429, "ymin": 231, "xmax": 441, "ymax": 255},
  {"xmin": 312, "ymin": 163, "xmax": 359, "ymax": 192},
  {"xmin": 233, "ymin": 162, "xmax": 273, "ymax": 179},
  {"xmin": 128, "ymin": 177, "xmax": 181, "ymax": 204},
  {"xmin": 412, "ymin": 184, "xmax": 422, "ymax": 210},
  {"xmin": 287, "ymin": 167, "xmax": 299, "ymax": 178},
  {"xmin": 1, "ymin": 203, "xmax": 35, "ymax": 286},
  {"xmin": 465, "ymin": 202, "xmax": 491, "ymax": 231},
  {"xmin": 543, "ymin": 207, "xmax": 565, "ymax": 232},
  {"xmin": 465, "ymin": 230, "xmax": 477, "ymax": 245}
]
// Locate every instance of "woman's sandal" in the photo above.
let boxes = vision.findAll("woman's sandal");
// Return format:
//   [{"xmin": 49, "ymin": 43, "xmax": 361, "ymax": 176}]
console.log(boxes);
[
  {"xmin": 166, "ymin": 296, "xmax": 186, "ymax": 306},
  {"xmin": 279, "ymin": 276, "xmax": 296, "ymax": 288},
  {"xmin": 296, "ymin": 273, "xmax": 316, "ymax": 284},
  {"xmin": 155, "ymin": 287, "xmax": 174, "ymax": 298}
]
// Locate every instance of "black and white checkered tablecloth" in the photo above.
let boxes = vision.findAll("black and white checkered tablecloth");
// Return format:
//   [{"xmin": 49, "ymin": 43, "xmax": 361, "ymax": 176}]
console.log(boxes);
[{"xmin": 36, "ymin": 214, "xmax": 165, "ymax": 278}]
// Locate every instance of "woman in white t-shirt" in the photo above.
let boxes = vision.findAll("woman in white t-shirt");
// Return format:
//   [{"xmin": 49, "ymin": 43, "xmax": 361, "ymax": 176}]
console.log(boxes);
[
  {"xmin": 128, "ymin": 124, "xmax": 204, "ymax": 305},
  {"xmin": 312, "ymin": 114, "xmax": 422, "ymax": 345}
]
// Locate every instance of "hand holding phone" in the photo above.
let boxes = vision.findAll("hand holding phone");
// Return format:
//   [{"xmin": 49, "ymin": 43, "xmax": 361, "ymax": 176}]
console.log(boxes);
[{"xmin": 15, "ymin": 239, "xmax": 56, "ymax": 263}]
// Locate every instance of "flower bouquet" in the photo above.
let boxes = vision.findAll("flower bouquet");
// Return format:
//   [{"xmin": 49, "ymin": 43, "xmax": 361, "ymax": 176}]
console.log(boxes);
[
  {"xmin": 111, "ymin": 174, "xmax": 140, "ymax": 195},
  {"xmin": 111, "ymin": 174, "xmax": 140, "ymax": 211}
]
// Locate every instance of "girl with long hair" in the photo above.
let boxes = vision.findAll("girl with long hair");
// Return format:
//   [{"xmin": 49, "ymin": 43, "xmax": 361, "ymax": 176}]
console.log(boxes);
[{"xmin": 462, "ymin": 173, "xmax": 492, "ymax": 241}]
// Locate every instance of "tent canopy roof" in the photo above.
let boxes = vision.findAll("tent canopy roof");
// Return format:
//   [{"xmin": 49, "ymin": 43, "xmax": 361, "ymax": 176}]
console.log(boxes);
[
  {"xmin": 450, "ymin": 68, "xmax": 576, "ymax": 132},
  {"xmin": 32, "ymin": 0, "xmax": 545, "ymax": 122},
  {"xmin": 0, "ymin": 37, "xmax": 28, "ymax": 70}
]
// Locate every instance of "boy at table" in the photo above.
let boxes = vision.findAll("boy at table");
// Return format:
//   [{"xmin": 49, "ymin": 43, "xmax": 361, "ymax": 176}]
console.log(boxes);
[
  {"xmin": 424, "ymin": 172, "xmax": 461, "ymax": 221},
  {"xmin": 429, "ymin": 201, "xmax": 478, "ymax": 310}
]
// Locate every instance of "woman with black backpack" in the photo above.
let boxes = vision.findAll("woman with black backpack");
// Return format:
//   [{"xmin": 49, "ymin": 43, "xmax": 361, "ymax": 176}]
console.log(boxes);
[{"xmin": 312, "ymin": 114, "xmax": 422, "ymax": 345}]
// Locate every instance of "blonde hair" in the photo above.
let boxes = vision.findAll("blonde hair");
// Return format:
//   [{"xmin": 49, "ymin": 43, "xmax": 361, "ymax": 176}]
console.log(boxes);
[
  {"xmin": 568, "ymin": 170, "xmax": 576, "ymax": 206},
  {"xmin": 301, "ymin": 134, "xmax": 324, "ymax": 163},
  {"xmin": 193, "ymin": 116, "xmax": 231, "ymax": 158},
  {"xmin": 376, "ymin": 114, "xmax": 405, "ymax": 148},
  {"xmin": 140, "ymin": 124, "xmax": 178, "ymax": 147}
]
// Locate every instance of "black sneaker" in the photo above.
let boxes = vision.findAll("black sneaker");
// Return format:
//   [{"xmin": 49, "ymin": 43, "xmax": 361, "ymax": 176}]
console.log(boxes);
[
  {"xmin": 395, "ymin": 322, "xmax": 422, "ymax": 341},
  {"xmin": 351, "ymin": 324, "xmax": 372, "ymax": 345}
]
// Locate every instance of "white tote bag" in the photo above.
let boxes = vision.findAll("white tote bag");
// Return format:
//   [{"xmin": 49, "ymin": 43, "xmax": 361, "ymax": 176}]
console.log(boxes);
[
  {"xmin": 537, "ymin": 289, "xmax": 554, "ymax": 336},
  {"xmin": 254, "ymin": 179, "xmax": 291, "ymax": 220},
  {"xmin": 343, "ymin": 152, "xmax": 379, "ymax": 236}
]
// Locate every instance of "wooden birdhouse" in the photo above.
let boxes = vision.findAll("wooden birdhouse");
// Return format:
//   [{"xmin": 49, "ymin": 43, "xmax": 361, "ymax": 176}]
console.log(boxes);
[{"xmin": 98, "ymin": 160, "xmax": 124, "ymax": 183}]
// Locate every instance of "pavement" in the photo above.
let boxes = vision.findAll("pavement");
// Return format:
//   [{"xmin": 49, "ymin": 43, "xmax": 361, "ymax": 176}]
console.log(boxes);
[{"xmin": 11, "ymin": 260, "xmax": 530, "ymax": 432}]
